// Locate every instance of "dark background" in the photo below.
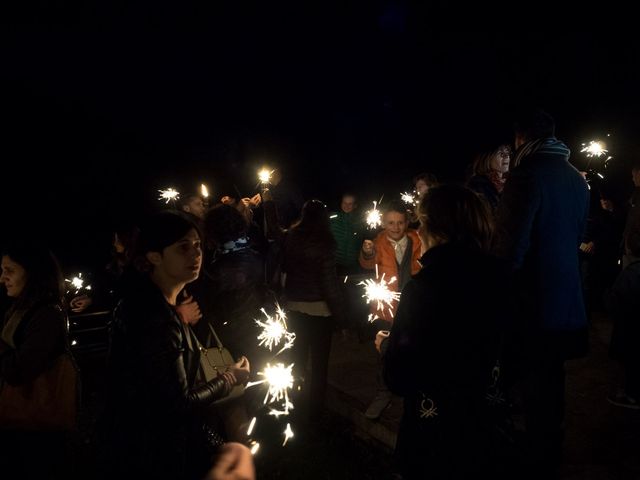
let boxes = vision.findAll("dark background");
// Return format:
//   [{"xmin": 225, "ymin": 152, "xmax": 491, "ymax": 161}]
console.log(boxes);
[{"xmin": 2, "ymin": 2, "xmax": 639, "ymax": 268}]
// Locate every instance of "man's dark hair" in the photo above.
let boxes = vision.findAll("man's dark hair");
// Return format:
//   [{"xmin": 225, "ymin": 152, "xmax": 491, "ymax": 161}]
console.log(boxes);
[
  {"xmin": 204, "ymin": 204, "xmax": 248, "ymax": 246},
  {"xmin": 514, "ymin": 108, "xmax": 555, "ymax": 141}
]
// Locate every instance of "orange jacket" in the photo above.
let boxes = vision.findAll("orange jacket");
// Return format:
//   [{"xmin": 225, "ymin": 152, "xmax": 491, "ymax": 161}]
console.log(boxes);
[{"xmin": 359, "ymin": 230, "xmax": 422, "ymax": 324}]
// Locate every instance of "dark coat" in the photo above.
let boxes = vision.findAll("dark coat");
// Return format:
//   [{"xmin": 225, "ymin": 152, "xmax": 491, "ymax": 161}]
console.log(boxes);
[
  {"xmin": 494, "ymin": 138, "xmax": 590, "ymax": 353},
  {"xmin": 0, "ymin": 299, "xmax": 66, "ymax": 386},
  {"xmin": 383, "ymin": 244, "xmax": 511, "ymax": 478},
  {"xmin": 467, "ymin": 174, "xmax": 500, "ymax": 211},
  {"xmin": 105, "ymin": 277, "xmax": 230, "ymax": 480},
  {"xmin": 606, "ymin": 259, "xmax": 640, "ymax": 366}
]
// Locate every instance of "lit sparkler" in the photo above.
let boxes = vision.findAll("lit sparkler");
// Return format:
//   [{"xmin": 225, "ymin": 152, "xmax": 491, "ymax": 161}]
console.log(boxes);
[
  {"xmin": 65, "ymin": 273, "xmax": 92, "ymax": 295},
  {"xmin": 247, "ymin": 417, "xmax": 257, "ymax": 436},
  {"xmin": 200, "ymin": 183, "xmax": 209, "ymax": 198},
  {"xmin": 401, "ymin": 191, "xmax": 417, "ymax": 206},
  {"xmin": 250, "ymin": 442, "xmax": 260, "ymax": 455},
  {"xmin": 255, "ymin": 305, "xmax": 296, "ymax": 354},
  {"xmin": 282, "ymin": 423, "xmax": 294, "ymax": 446},
  {"xmin": 365, "ymin": 201, "xmax": 383, "ymax": 229},
  {"xmin": 158, "ymin": 188, "xmax": 180, "ymax": 204},
  {"xmin": 358, "ymin": 273, "xmax": 400, "ymax": 322},
  {"xmin": 258, "ymin": 168, "xmax": 274, "ymax": 185},
  {"xmin": 580, "ymin": 140, "xmax": 608, "ymax": 158},
  {"xmin": 246, "ymin": 363, "xmax": 295, "ymax": 416}
]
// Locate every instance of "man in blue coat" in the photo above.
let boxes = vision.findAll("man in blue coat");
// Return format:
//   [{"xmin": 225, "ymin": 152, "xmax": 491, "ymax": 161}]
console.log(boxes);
[{"xmin": 494, "ymin": 109, "xmax": 590, "ymax": 472}]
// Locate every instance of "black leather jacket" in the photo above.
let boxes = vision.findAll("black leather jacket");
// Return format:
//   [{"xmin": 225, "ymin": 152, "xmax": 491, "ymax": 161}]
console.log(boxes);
[{"xmin": 105, "ymin": 277, "xmax": 230, "ymax": 479}]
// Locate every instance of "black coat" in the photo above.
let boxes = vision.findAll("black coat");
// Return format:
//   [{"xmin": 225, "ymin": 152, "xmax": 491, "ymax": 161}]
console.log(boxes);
[
  {"xmin": 383, "ymin": 244, "xmax": 511, "ymax": 478},
  {"xmin": 105, "ymin": 277, "xmax": 230, "ymax": 480}
]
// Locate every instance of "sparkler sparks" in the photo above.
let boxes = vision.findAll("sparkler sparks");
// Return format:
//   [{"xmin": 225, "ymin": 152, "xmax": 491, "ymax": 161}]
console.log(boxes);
[
  {"xmin": 358, "ymin": 273, "xmax": 400, "ymax": 322},
  {"xmin": 580, "ymin": 140, "xmax": 608, "ymax": 158},
  {"xmin": 282, "ymin": 423, "xmax": 294, "ymax": 446},
  {"xmin": 200, "ymin": 184, "xmax": 209, "ymax": 198},
  {"xmin": 246, "ymin": 363, "xmax": 295, "ymax": 416},
  {"xmin": 401, "ymin": 191, "xmax": 417, "ymax": 206},
  {"xmin": 365, "ymin": 201, "xmax": 383, "ymax": 229},
  {"xmin": 258, "ymin": 168, "xmax": 273, "ymax": 185},
  {"xmin": 65, "ymin": 273, "xmax": 91, "ymax": 295},
  {"xmin": 158, "ymin": 188, "xmax": 180, "ymax": 204},
  {"xmin": 255, "ymin": 305, "xmax": 296, "ymax": 354}
]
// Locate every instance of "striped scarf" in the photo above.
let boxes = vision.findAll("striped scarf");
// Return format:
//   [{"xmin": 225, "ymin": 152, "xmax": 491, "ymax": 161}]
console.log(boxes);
[{"xmin": 512, "ymin": 137, "xmax": 570, "ymax": 169}]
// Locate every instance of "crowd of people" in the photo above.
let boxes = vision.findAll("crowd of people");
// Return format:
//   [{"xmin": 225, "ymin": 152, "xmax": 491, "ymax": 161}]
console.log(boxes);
[{"xmin": 1, "ymin": 108, "xmax": 640, "ymax": 479}]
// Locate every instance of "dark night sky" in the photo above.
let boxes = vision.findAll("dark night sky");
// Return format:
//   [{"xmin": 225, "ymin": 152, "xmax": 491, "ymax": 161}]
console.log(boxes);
[{"xmin": 2, "ymin": 3, "xmax": 639, "ymax": 266}]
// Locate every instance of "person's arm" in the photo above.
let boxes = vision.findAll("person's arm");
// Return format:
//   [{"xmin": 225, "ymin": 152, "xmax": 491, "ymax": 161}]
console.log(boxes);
[
  {"xmin": 493, "ymin": 167, "xmax": 541, "ymax": 269},
  {"xmin": 0, "ymin": 305, "xmax": 65, "ymax": 385}
]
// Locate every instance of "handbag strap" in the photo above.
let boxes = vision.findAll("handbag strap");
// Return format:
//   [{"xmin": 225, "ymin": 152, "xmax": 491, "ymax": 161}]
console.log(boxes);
[{"xmin": 207, "ymin": 324, "xmax": 224, "ymax": 350}]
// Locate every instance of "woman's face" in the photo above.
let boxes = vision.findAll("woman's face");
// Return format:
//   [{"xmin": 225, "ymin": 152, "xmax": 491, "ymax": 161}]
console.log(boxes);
[
  {"xmin": 0, "ymin": 255, "xmax": 28, "ymax": 297},
  {"xmin": 491, "ymin": 147, "xmax": 511, "ymax": 174},
  {"xmin": 152, "ymin": 229, "xmax": 203, "ymax": 285},
  {"xmin": 415, "ymin": 180, "xmax": 429, "ymax": 197}
]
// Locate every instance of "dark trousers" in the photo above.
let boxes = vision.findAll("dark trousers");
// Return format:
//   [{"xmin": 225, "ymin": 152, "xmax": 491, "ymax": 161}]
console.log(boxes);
[
  {"xmin": 523, "ymin": 351, "xmax": 566, "ymax": 470},
  {"xmin": 288, "ymin": 311, "xmax": 334, "ymax": 420}
]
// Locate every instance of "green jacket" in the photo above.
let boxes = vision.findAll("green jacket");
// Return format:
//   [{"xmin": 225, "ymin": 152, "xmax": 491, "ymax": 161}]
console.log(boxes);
[{"xmin": 330, "ymin": 210, "xmax": 364, "ymax": 270}]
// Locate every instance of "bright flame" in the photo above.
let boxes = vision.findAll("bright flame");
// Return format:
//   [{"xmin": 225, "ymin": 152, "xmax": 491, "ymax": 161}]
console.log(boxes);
[
  {"xmin": 247, "ymin": 417, "xmax": 257, "ymax": 436},
  {"xmin": 358, "ymin": 273, "xmax": 401, "ymax": 322},
  {"xmin": 158, "ymin": 188, "xmax": 180, "ymax": 204},
  {"xmin": 365, "ymin": 201, "xmax": 383, "ymax": 229},
  {"xmin": 255, "ymin": 305, "xmax": 296, "ymax": 354},
  {"xmin": 200, "ymin": 184, "xmax": 209, "ymax": 198},
  {"xmin": 580, "ymin": 140, "xmax": 608, "ymax": 158},
  {"xmin": 250, "ymin": 442, "xmax": 260, "ymax": 455},
  {"xmin": 283, "ymin": 423, "xmax": 294, "ymax": 446},
  {"xmin": 401, "ymin": 191, "xmax": 417, "ymax": 206},
  {"xmin": 65, "ymin": 273, "xmax": 91, "ymax": 294},
  {"xmin": 246, "ymin": 363, "xmax": 295, "ymax": 416},
  {"xmin": 258, "ymin": 168, "xmax": 273, "ymax": 184}
]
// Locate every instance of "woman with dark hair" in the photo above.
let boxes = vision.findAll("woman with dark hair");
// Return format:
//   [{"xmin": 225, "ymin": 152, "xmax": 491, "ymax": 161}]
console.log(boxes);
[
  {"xmin": 467, "ymin": 144, "xmax": 511, "ymax": 211},
  {"xmin": 379, "ymin": 185, "xmax": 513, "ymax": 479},
  {"xmin": 264, "ymin": 194, "xmax": 345, "ymax": 422},
  {"xmin": 104, "ymin": 211, "xmax": 251, "ymax": 480},
  {"xmin": 0, "ymin": 241, "xmax": 72, "ymax": 479}
]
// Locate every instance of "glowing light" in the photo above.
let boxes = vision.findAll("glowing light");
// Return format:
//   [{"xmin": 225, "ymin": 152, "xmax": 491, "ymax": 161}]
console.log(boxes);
[
  {"xmin": 255, "ymin": 305, "xmax": 296, "ymax": 354},
  {"xmin": 366, "ymin": 201, "xmax": 383, "ymax": 229},
  {"xmin": 401, "ymin": 191, "xmax": 417, "ymax": 206},
  {"xmin": 158, "ymin": 188, "xmax": 180, "ymax": 204},
  {"xmin": 250, "ymin": 442, "xmax": 260, "ymax": 455},
  {"xmin": 200, "ymin": 184, "xmax": 209, "ymax": 198},
  {"xmin": 581, "ymin": 140, "xmax": 608, "ymax": 158},
  {"xmin": 358, "ymin": 273, "xmax": 400, "ymax": 322},
  {"xmin": 258, "ymin": 168, "xmax": 273, "ymax": 184},
  {"xmin": 65, "ymin": 273, "xmax": 91, "ymax": 295},
  {"xmin": 282, "ymin": 423, "xmax": 294, "ymax": 446},
  {"xmin": 247, "ymin": 417, "xmax": 257, "ymax": 436},
  {"xmin": 246, "ymin": 363, "xmax": 295, "ymax": 416}
]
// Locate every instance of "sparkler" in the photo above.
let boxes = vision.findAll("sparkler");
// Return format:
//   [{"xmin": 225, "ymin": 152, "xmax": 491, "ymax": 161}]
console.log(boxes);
[
  {"xmin": 246, "ymin": 363, "xmax": 295, "ymax": 416},
  {"xmin": 282, "ymin": 423, "xmax": 294, "ymax": 446},
  {"xmin": 65, "ymin": 273, "xmax": 92, "ymax": 295},
  {"xmin": 401, "ymin": 191, "xmax": 417, "ymax": 206},
  {"xmin": 358, "ymin": 273, "xmax": 400, "ymax": 322},
  {"xmin": 247, "ymin": 417, "xmax": 257, "ymax": 436},
  {"xmin": 365, "ymin": 201, "xmax": 383, "ymax": 229},
  {"xmin": 250, "ymin": 442, "xmax": 260, "ymax": 455},
  {"xmin": 258, "ymin": 168, "xmax": 274, "ymax": 185},
  {"xmin": 255, "ymin": 305, "xmax": 296, "ymax": 354},
  {"xmin": 158, "ymin": 188, "xmax": 180, "ymax": 204},
  {"xmin": 200, "ymin": 183, "xmax": 209, "ymax": 198},
  {"xmin": 580, "ymin": 140, "xmax": 608, "ymax": 158}
]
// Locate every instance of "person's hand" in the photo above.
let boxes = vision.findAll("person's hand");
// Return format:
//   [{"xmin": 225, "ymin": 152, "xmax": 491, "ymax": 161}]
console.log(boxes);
[
  {"xmin": 375, "ymin": 330, "xmax": 390, "ymax": 353},
  {"xmin": 580, "ymin": 241, "xmax": 595, "ymax": 254},
  {"xmin": 228, "ymin": 356, "xmax": 250, "ymax": 385},
  {"xmin": 206, "ymin": 442, "xmax": 255, "ymax": 480},
  {"xmin": 221, "ymin": 196, "xmax": 236, "ymax": 206},
  {"xmin": 261, "ymin": 188, "xmax": 273, "ymax": 202},
  {"xmin": 175, "ymin": 293, "xmax": 202, "ymax": 325},
  {"xmin": 362, "ymin": 240, "xmax": 375, "ymax": 257},
  {"xmin": 70, "ymin": 294, "xmax": 93, "ymax": 313},
  {"xmin": 249, "ymin": 193, "xmax": 262, "ymax": 208}
]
